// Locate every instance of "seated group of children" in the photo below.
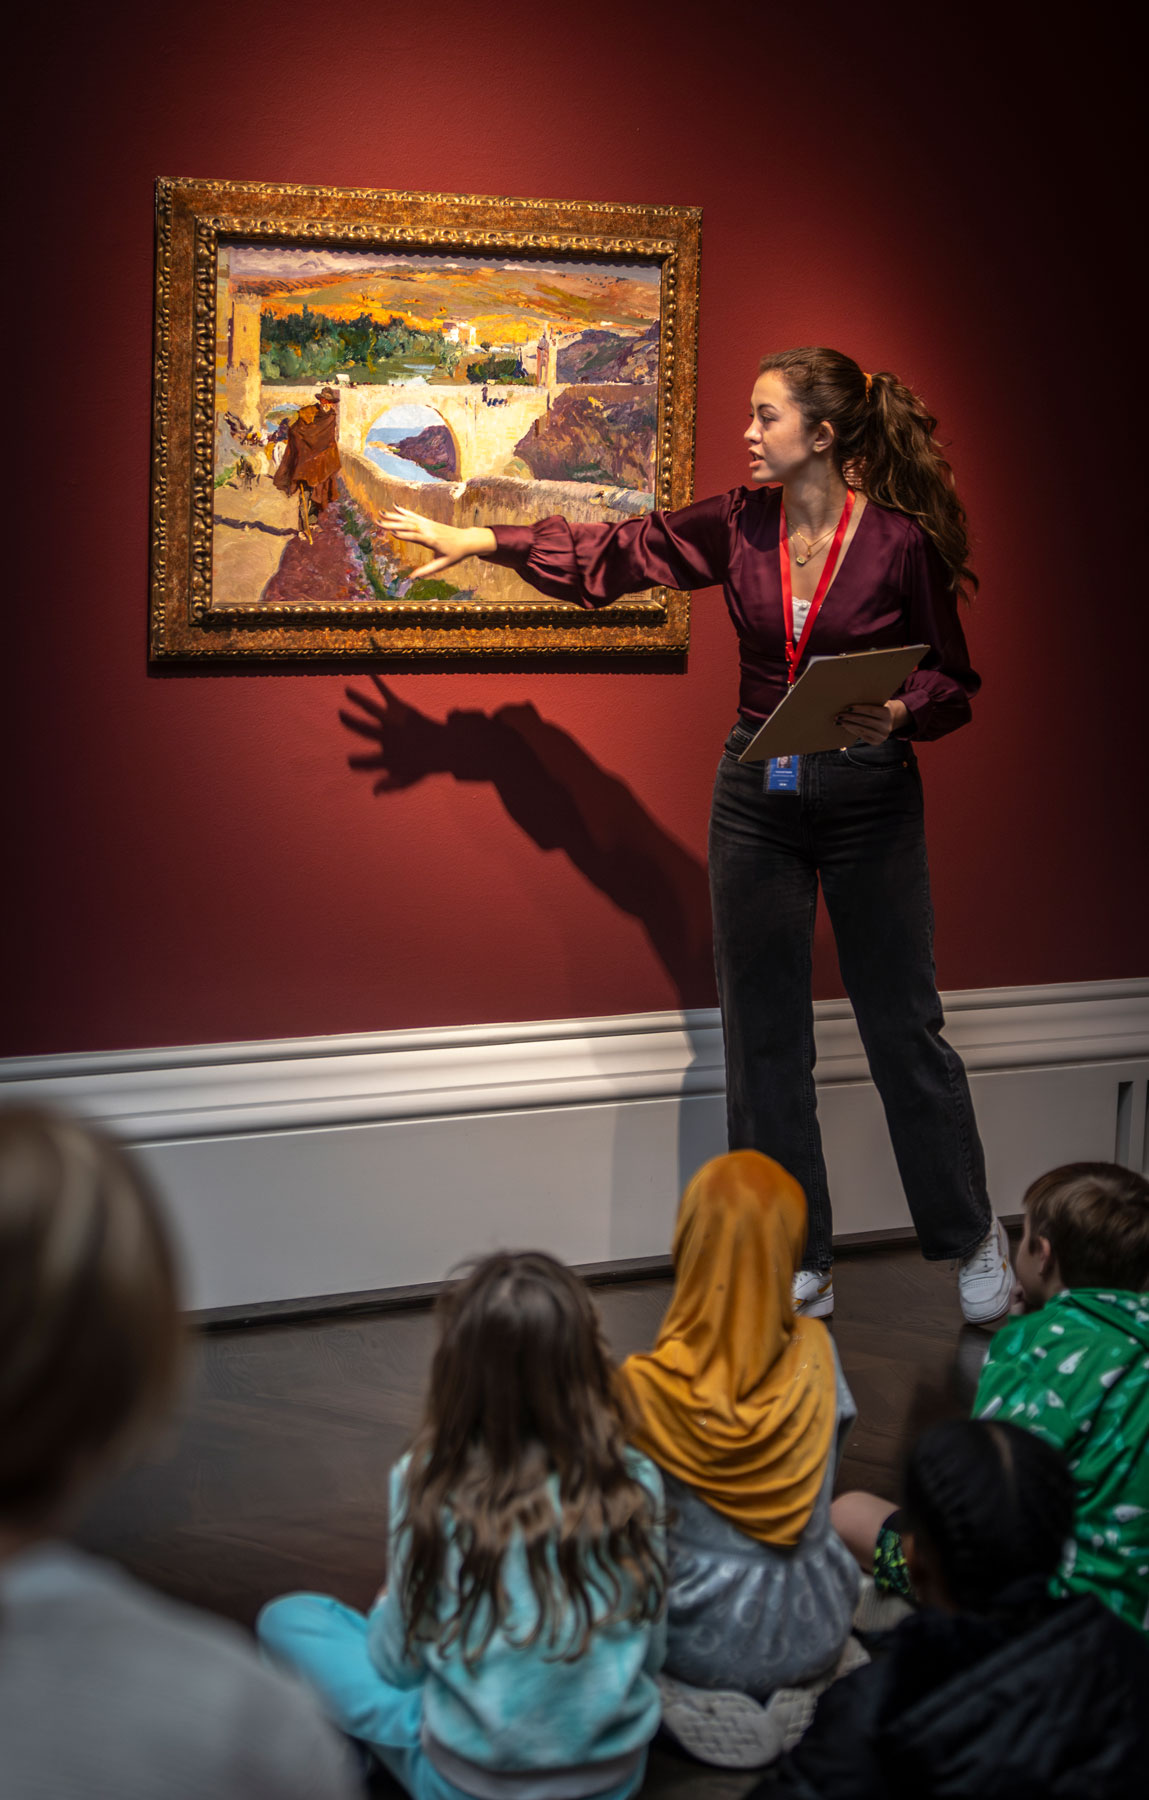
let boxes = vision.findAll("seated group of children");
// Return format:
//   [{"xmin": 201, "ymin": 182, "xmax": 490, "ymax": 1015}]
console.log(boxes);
[{"xmin": 1, "ymin": 1106, "xmax": 1147, "ymax": 1800}]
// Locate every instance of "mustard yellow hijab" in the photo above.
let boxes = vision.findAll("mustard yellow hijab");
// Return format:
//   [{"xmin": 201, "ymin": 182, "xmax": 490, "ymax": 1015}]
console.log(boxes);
[{"xmin": 621, "ymin": 1151, "xmax": 837, "ymax": 1547}]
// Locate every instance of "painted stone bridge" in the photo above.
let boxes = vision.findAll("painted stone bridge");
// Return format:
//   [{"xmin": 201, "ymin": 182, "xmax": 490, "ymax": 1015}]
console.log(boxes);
[{"xmin": 258, "ymin": 381, "xmax": 563, "ymax": 482}]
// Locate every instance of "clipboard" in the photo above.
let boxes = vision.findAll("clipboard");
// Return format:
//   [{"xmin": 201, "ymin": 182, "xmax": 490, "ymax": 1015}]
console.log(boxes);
[{"xmin": 738, "ymin": 645, "xmax": 930, "ymax": 762}]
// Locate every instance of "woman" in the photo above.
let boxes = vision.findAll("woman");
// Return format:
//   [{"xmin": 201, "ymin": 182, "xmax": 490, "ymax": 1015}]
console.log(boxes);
[
  {"xmin": 617, "ymin": 1150, "xmax": 860, "ymax": 1764},
  {"xmin": 382, "ymin": 347, "xmax": 1010, "ymax": 1325}
]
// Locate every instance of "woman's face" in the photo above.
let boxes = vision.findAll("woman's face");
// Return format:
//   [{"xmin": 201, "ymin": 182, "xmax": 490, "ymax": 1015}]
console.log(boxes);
[{"xmin": 744, "ymin": 370, "xmax": 824, "ymax": 484}]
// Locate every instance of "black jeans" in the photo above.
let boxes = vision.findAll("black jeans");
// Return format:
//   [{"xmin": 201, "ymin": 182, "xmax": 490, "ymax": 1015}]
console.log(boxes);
[{"xmin": 708, "ymin": 722, "xmax": 991, "ymax": 1271}]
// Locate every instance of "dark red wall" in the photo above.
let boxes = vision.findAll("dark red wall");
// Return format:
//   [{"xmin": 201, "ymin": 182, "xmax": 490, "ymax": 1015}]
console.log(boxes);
[{"xmin": 9, "ymin": 2, "xmax": 1146, "ymax": 1055}]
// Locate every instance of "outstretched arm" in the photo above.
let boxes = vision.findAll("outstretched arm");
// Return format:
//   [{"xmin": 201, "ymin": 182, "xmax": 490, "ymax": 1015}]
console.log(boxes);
[{"xmin": 381, "ymin": 491, "xmax": 739, "ymax": 609}]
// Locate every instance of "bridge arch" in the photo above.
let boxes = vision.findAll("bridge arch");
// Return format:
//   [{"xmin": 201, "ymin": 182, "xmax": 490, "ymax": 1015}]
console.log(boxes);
[{"xmin": 362, "ymin": 399, "xmax": 461, "ymax": 483}]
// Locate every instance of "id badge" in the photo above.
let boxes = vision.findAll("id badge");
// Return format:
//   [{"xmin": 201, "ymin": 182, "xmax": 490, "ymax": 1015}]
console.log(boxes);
[{"xmin": 765, "ymin": 754, "xmax": 800, "ymax": 794}]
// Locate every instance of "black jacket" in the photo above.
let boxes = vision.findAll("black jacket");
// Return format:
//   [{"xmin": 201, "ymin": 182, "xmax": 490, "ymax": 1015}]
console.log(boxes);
[{"xmin": 754, "ymin": 1589, "xmax": 1149, "ymax": 1799}]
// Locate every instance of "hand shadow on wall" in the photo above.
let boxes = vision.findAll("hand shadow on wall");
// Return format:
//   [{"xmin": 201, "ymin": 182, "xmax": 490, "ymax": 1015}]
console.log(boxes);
[{"xmin": 340, "ymin": 676, "xmax": 717, "ymax": 1010}]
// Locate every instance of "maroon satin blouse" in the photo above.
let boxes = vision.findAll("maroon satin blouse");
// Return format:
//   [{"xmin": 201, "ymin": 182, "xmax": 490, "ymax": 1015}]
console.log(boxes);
[{"xmin": 487, "ymin": 486, "xmax": 980, "ymax": 737}]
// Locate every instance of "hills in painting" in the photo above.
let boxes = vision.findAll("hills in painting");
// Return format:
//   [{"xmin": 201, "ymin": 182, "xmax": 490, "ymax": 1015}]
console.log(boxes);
[{"xmin": 243, "ymin": 254, "xmax": 659, "ymax": 345}]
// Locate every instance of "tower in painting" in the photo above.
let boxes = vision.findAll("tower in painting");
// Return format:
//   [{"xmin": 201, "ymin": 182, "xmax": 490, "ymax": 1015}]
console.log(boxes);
[
  {"xmin": 215, "ymin": 247, "xmax": 262, "ymax": 431},
  {"xmin": 535, "ymin": 324, "xmax": 561, "ymax": 388}
]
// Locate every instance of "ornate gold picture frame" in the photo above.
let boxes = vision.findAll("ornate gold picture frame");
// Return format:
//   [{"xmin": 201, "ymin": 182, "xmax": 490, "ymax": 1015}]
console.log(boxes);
[{"xmin": 150, "ymin": 178, "xmax": 701, "ymax": 660}]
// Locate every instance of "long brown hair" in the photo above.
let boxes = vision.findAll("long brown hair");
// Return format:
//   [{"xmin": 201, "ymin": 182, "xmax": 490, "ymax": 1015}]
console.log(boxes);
[
  {"xmin": 759, "ymin": 346, "xmax": 978, "ymax": 597},
  {"xmin": 399, "ymin": 1251, "xmax": 664, "ymax": 1667},
  {"xmin": 0, "ymin": 1106, "xmax": 183, "ymax": 1522}
]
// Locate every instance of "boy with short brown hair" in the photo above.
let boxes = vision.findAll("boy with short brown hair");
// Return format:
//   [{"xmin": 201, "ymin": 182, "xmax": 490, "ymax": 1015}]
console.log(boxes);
[
  {"xmin": 1010, "ymin": 1161, "xmax": 1149, "ymax": 1299},
  {"xmin": 834, "ymin": 1161, "xmax": 1149, "ymax": 1632},
  {"xmin": 973, "ymin": 1161, "xmax": 1149, "ymax": 1630}
]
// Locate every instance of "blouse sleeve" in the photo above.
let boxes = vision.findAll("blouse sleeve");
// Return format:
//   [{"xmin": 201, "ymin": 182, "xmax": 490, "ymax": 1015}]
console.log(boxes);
[
  {"xmin": 896, "ymin": 527, "xmax": 981, "ymax": 741},
  {"xmin": 483, "ymin": 490, "xmax": 739, "ymax": 608}
]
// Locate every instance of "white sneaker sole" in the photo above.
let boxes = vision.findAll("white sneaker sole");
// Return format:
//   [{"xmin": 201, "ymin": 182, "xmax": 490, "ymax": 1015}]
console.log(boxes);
[
  {"xmin": 657, "ymin": 1638, "xmax": 870, "ymax": 1769},
  {"xmin": 794, "ymin": 1288, "xmax": 834, "ymax": 1319},
  {"xmin": 658, "ymin": 1674, "xmax": 805, "ymax": 1768},
  {"xmin": 961, "ymin": 1296, "xmax": 1011, "ymax": 1326}
]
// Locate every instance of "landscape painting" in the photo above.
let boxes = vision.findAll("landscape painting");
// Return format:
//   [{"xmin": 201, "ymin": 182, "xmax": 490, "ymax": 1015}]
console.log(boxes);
[
  {"xmin": 214, "ymin": 244, "xmax": 662, "ymax": 613},
  {"xmin": 150, "ymin": 180, "xmax": 700, "ymax": 658}
]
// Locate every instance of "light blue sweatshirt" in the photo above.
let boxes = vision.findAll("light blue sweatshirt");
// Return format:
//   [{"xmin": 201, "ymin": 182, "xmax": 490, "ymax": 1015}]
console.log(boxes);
[{"xmin": 366, "ymin": 1450, "xmax": 666, "ymax": 1783}]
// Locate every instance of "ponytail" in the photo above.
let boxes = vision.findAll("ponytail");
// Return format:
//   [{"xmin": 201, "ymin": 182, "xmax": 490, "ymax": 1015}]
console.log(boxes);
[{"xmin": 758, "ymin": 347, "xmax": 978, "ymax": 599}]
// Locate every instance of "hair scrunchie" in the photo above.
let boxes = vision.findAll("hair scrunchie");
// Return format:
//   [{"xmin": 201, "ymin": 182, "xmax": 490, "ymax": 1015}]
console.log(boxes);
[{"xmin": 863, "ymin": 370, "xmax": 874, "ymax": 401}]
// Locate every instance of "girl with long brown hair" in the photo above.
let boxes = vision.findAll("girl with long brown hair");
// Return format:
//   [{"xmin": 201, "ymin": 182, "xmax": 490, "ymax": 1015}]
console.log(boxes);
[
  {"xmin": 259, "ymin": 1251, "xmax": 666, "ymax": 1800},
  {"xmin": 383, "ymin": 347, "xmax": 1011, "ymax": 1327}
]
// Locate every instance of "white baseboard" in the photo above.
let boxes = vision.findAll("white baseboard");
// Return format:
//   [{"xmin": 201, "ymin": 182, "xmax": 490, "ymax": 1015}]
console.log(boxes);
[{"xmin": 3, "ymin": 980, "xmax": 1147, "ymax": 1313}]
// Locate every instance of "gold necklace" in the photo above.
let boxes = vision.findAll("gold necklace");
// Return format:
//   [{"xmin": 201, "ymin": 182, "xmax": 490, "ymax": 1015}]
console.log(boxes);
[{"xmin": 791, "ymin": 523, "xmax": 835, "ymax": 567}]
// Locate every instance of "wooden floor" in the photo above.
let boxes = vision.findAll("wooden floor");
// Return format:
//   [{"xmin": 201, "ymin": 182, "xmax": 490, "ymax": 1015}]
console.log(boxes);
[{"xmin": 74, "ymin": 1245, "xmax": 1003, "ymax": 1798}]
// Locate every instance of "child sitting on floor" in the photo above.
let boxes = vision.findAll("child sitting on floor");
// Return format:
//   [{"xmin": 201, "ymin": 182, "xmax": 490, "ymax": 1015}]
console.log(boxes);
[
  {"xmin": 619, "ymin": 1151, "xmax": 861, "ymax": 1768},
  {"xmin": 834, "ymin": 1160, "xmax": 1149, "ymax": 1631},
  {"xmin": 754, "ymin": 1420, "xmax": 1149, "ymax": 1799},
  {"xmin": 0, "ymin": 1107, "xmax": 360, "ymax": 1800},
  {"xmin": 259, "ymin": 1251, "xmax": 667, "ymax": 1800}
]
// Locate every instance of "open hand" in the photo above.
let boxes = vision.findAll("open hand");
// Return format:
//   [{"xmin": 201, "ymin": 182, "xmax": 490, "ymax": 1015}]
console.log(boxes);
[
  {"xmin": 378, "ymin": 506, "xmax": 496, "ymax": 579},
  {"xmin": 340, "ymin": 676, "xmax": 448, "ymax": 793},
  {"xmin": 835, "ymin": 700, "xmax": 909, "ymax": 744}
]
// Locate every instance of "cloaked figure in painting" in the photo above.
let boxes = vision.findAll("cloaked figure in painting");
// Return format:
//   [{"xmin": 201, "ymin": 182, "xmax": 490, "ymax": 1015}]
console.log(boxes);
[{"xmin": 273, "ymin": 385, "xmax": 342, "ymax": 543}]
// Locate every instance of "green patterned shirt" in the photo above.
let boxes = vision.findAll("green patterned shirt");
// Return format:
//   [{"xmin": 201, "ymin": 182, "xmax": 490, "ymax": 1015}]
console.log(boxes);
[{"xmin": 974, "ymin": 1289, "xmax": 1149, "ymax": 1631}]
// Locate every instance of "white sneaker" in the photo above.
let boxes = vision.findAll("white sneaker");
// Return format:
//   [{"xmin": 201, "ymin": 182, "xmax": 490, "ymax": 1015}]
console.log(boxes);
[
  {"xmin": 792, "ymin": 1268, "xmax": 834, "ymax": 1318},
  {"xmin": 657, "ymin": 1638, "xmax": 871, "ymax": 1768},
  {"xmin": 958, "ymin": 1218, "xmax": 1013, "ymax": 1325},
  {"xmin": 657, "ymin": 1673, "xmax": 799, "ymax": 1768},
  {"xmin": 852, "ymin": 1573, "xmax": 914, "ymax": 1633}
]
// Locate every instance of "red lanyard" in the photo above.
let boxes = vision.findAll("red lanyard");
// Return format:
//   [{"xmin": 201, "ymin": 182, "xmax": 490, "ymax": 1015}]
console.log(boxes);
[{"xmin": 779, "ymin": 488, "xmax": 856, "ymax": 685}]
